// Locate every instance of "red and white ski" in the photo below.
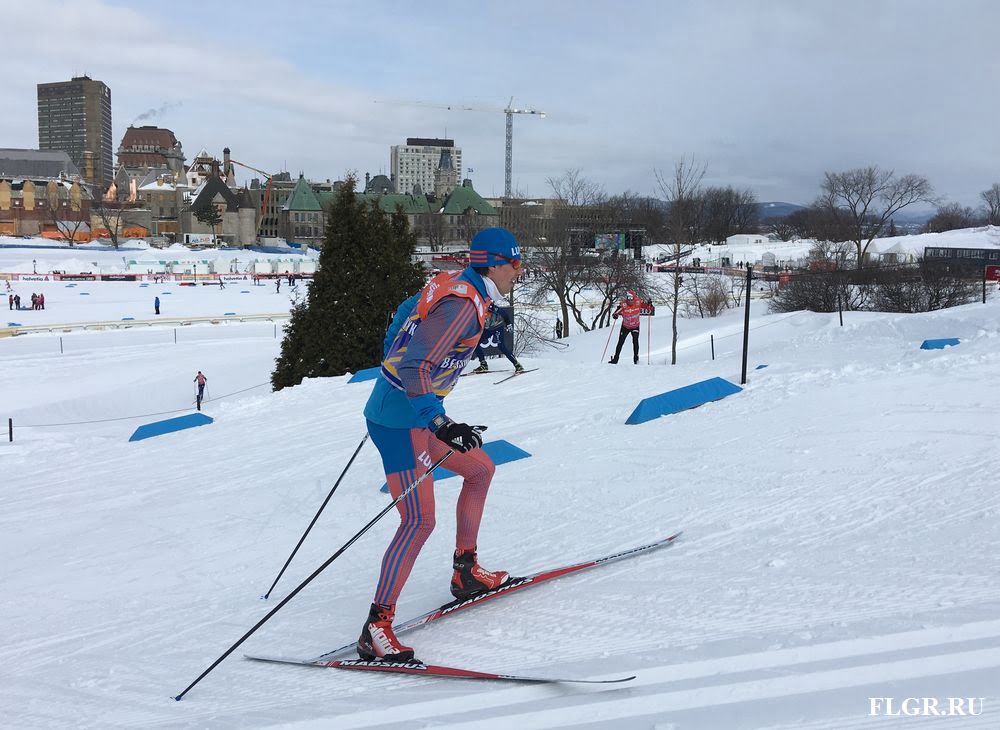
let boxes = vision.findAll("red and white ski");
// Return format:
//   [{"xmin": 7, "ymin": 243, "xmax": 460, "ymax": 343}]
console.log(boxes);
[
  {"xmin": 243, "ymin": 656, "xmax": 635, "ymax": 684},
  {"xmin": 247, "ymin": 531, "xmax": 681, "ymax": 669}
]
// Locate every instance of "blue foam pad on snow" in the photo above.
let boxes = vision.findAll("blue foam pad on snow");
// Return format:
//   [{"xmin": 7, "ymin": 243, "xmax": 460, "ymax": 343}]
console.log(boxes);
[
  {"xmin": 240, "ymin": 290, "xmax": 250, "ymax": 293},
  {"xmin": 755, "ymin": 364, "xmax": 768, "ymax": 370},
  {"xmin": 920, "ymin": 338, "xmax": 960, "ymax": 350},
  {"xmin": 79, "ymin": 292, "xmax": 90, "ymax": 295},
  {"xmin": 122, "ymin": 317, "xmax": 134, "ymax": 320},
  {"xmin": 224, "ymin": 312, "xmax": 236, "ymax": 316},
  {"xmin": 380, "ymin": 439, "xmax": 532, "ymax": 493},
  {"xmin": 7, "ymin": 322, "xmax": 21, "ymax": 326},
  {"xmin": 348, "ymin": 366, "xmax": 381, "ymax": 383},
  {"xmin": 129, "ymin": 413, "xmax": 214, "ymax": 442},
  {"xmin": 626, "ymin": 377, "xmax": 742, "ymax": 425}
]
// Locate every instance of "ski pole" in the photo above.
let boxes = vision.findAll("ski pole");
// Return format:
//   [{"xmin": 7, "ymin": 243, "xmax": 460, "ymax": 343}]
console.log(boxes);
[
  {"xmin": 647, "ymin": 316, "xmax": 651, "ymax": 365},
  {"xmin": 601, "ymin": 319, "xmax": 618, "ymax": 362},
  {"xmin": 173, "ymin": 449, "xmax": 453, "ymax": 701},
  {"xmin": 261, "ymin": 433, "xmax": 369, "ymax": 599}
]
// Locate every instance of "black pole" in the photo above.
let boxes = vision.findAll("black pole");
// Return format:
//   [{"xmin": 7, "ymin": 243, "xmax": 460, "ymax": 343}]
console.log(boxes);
[
  {"xmin": 740, "ymin": 263, "xmax": 752, "ymax": 385},
  {"xmin": 838, "ymin": 293, "xmax": 843, "ymax": 327},
  {"xmin": 710, "ymin": 334, "xmax": 715, "ymax": 361},
  {"xmin": 173, "ymin": 450, "xmax": 453, "ymax": 701},
  {"xmin": 262, "ymin": 433, "xmax": 369, "ymax": 599},
  {"xmin": 7, "ymin": 418, "xmax": 11, "ymax": 443},
  {"xmin": 174, "ymin": 328, "xmax": 177, "ymax": 344},
  {"xmin": 60, "ymin": 337, "xmax": 63, "ymax": 354},
  {"xmin": 983, "ymin": 264, "xmax": 987, "ymax": 304}
]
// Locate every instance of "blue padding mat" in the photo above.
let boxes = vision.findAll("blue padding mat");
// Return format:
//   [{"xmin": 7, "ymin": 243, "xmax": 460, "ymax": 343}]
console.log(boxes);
[
  {"xmin": 381, "ymin": 439, "xmax": 532, "ymax": 493},
  {"xmin": 920, "ymin": 338, "xmax": 960, "ymax": 350},
  {"xmin": 626, "ymin": 377, "xmax": 742, "ymax": 425},
  {"xmin": 129, "ymin": 413, "xmax": 214, "ymax": 442},
  {"xmin": 348, "ymin": 366, "xmax": 381, "ymax": 383}
]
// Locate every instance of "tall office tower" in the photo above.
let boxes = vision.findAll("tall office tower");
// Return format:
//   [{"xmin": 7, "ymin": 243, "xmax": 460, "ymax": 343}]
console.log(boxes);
[
  {"xmin": 391, "ymin": 138, "xmax": 462, "ymax": 197},
  {"xmin": 37, "ymin": 75, "xmax": 113, "ymax": 192}
]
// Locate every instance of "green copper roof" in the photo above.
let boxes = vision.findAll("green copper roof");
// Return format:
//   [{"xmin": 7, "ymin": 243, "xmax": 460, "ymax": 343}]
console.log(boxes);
[
  {"xmin": 359, "ymin": 192, "xmax": 432, "ymax": 214},
  {"xmin": 440, "ymin": 184, "xmax": 496, "ymax": 215},
  {"xmin": 285, "ymin": 175, "xmax": 322, "ymax": 211}
]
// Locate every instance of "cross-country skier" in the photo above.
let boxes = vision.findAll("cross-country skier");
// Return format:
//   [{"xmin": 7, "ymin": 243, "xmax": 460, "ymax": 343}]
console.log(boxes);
[
  {"xmin": 357, "ymin": 227, "xmax": 522, "ymax": 662},
  {"xmin": 193, "ymin": 371, "xmax": 207, "ymax": 410},
  {"xmin": 469, "ymin": 301, "xmax": 523, "ymax": 374},
  {"xmin": 609, "ymin": 290, "xmax": 642, "ymax": 364}
]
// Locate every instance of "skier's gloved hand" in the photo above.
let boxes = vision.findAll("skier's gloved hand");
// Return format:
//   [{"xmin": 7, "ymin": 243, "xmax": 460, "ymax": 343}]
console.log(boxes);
[
  {"xmin": 431, "ymin": 415, "xmax": 486, "ymax": 453},
  {"xmin": 612, "ymin": 312, "xmax": 619, "ymax": 319}
]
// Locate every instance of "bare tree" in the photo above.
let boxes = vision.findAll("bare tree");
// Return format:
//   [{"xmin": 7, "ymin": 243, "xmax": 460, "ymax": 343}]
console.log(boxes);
[
  {"xmin": 546, "ymin": 168, "xmax": 606, "ymax": 207},
  {"xmin": 761, "ymin": 216, "xmax": 798, "ymax": 242},
  {"xmin": 684, "ymin": 274, "xmax": 730, "ymax": 318},
  {"xmin": 47, "ymin": 181, "xmax": 89, "ymax": 245},
  {"xmin": 92, "ymin": 197, "xmax": 141, "ymax": 249},
  {"xmin": 925, "ymin": 202, "xmax": 982, "ymax": 233},
  {"xmin": 980, "ymin": 183, "xmax": 1000, "ymax": 226},
  {"xmin": 654, "ymin": 157, "xmax": 706, "ymax": 364},
  {"xmin": 816, "ymin": 166, "xmax": 935, "ymax": 268},
  {"xmin": 702, "ymin": 186, "xmax": 759, "ymax": 244}
]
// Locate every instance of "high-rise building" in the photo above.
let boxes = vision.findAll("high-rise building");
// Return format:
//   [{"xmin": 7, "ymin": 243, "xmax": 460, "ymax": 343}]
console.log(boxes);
[
  {"xmin": 391, "ymin": 138, "xmax": 462, "ymax": 197},
  {"xmin": 37, "ymin": 75, "xmax": 113, "ymax": 192}
]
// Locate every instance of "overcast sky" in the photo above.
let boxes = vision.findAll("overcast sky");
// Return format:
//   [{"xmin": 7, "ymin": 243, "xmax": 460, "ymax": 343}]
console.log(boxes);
[{"xmin": 3, "ymin": 0, "xmax": 997, "ymax": 207}]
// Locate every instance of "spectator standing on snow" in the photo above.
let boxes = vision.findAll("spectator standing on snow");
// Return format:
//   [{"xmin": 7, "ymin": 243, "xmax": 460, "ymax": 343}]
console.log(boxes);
[
  {"xmin": 609, "ymin": 290, "xmax": 643, "ymax": 364},
  {"xmin": 14, "ymin": 294, "xmax": 21, "ymax": 309},
  {"xmin": 8, "ymin": 294, "xmax": 12, "ymax": 310},
  {"xmin": 38, "ymin": 293, "xmax": 45, "ymax": 310},
  {"xmin": 154, "ymin": 296, "xmax": 160, "ymax": 315},
  {"xmin": 469, "ymin": 302, "xmax": 523, "ymax": 374}
]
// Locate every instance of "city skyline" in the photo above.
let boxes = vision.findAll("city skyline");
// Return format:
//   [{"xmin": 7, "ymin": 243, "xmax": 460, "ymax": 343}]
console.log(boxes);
[{"xmin": 2, "ymin": 0, "xmax": 998, "ymax": 209}]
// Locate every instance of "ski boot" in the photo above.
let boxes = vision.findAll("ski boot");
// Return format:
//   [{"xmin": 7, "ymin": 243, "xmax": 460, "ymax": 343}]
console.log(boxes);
[
  {"xmin": 451, "ymin": 548, "xmax": 509, "ymax": 600},
  {"xmin": 608, "ymin": 357, "xmax": 619, "ymax": 364},
  {"xmin": 472, "ymin": 361, "xmax": 489, "ymax": 374},
  {"xmin": 514, "ymin": 362, "xmax": 525, "ymax": 374},
  {"xmin": 357, "ymin": 603, "xmax": 414, "ymax": 662}
]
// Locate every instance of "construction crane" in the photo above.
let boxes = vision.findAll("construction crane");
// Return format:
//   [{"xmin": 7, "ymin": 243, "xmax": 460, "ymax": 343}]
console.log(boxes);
[
  {"xmin": 229, "ymin": 158, "xmax": 275, "ymax": 237},
  {"xmin": 375, "ymin": 97, "xmax": 545, "ymax": 197}
]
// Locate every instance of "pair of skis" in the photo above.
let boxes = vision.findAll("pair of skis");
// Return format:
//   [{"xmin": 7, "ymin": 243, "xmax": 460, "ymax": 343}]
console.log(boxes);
[
  {"xmin": 461, "ymin": 368, "xmax": 539, "ymax": 384},
  {"xmin": 245, "ymin": 530, "xmax": 681, "ymax": 684}
]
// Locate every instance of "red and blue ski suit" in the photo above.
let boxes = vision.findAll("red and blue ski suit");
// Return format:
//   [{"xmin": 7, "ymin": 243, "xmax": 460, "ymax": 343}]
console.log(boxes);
[{"xmin": 363, "ymin": 268, "xmax": 497, "ymax": 607}]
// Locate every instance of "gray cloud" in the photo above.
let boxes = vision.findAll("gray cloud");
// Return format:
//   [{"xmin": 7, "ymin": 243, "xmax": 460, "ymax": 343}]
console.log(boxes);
[{"xmin": 3, "ymin": 0, "xmax": 998, "ymax": 207}]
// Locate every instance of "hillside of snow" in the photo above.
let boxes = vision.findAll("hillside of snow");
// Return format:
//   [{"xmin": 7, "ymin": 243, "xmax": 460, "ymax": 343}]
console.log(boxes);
[{"xmin": 2, "ymin": 252, "xmax": 998, "ymax": 727}]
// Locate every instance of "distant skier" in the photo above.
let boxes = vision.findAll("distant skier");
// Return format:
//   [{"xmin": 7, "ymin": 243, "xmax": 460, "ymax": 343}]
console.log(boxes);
[
  {"xmin": 275, "ymin": 278, "xmax": 281, "ymax": 293},
  {"xmin": 194, "ymin": 371, "xmax": 207, "ymax": 410},
  {"xmin": 609, "ymin": 290, "xmax": 642, "ymax": 364},
  {"xmin": 218, "ymin": 277, "xmax": 225, "ymax": 290},
  {"xmin": 356, "ymin": 227, "xmax": 522, "ymax": 663},
  {"xmin": 154, "ymin": 296, "xmax": 160, "ymax": 315},
  {"xmin": 469, "ymin": 302, "xmax": 523, "ymax": 374}
]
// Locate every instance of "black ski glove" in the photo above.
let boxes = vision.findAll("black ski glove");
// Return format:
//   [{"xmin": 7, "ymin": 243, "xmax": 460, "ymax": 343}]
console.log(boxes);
[{"xmin": 431, "ymin": 415, "xmax": 486, "ymax": 453}]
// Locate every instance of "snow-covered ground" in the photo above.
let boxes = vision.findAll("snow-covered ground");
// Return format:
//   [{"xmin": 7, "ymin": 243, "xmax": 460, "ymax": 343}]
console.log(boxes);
[{"xmin": 2, "ymin": 241, "xmax": 999, "ymax": 728}]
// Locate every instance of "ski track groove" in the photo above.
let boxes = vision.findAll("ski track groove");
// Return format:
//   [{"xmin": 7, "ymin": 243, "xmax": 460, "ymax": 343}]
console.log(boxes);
[{"xmin": 306, "ymin": 619, "xmax": 1000, "ymax": 729}]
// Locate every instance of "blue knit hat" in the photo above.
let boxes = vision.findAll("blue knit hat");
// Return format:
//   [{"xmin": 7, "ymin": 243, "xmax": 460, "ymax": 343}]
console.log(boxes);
[{"xmin": 469, "ymin": 227, "xmax": 521, "ymax": 267}]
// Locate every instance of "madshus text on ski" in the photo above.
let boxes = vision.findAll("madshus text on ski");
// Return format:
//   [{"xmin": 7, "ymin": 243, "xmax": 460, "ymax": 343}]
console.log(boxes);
[{"xmin": 174, "ymin": 228, "xmax": 678, "ymax": 699}]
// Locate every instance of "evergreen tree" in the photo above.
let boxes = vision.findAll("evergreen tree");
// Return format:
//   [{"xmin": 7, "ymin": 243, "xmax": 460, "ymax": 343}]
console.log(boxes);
[
  {"xmin": 271, "ymin": 177, "xmax": 426, "ymax": 390},
  {"xmin": 194, "ymin": 204, "xmax": 223, "ymax": 239}
]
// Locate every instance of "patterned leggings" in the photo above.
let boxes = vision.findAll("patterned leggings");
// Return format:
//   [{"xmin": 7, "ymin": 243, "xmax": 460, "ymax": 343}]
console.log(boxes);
[{"xmin": 367, "ymin": 420, "xmax": 496, "ymax": 608}]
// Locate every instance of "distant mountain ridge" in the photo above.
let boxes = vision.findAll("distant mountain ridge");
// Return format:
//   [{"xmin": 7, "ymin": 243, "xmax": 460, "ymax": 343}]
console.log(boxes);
[{"xmin": 756, "ymin": 201, "xmax": 804, "ymax": 219}]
